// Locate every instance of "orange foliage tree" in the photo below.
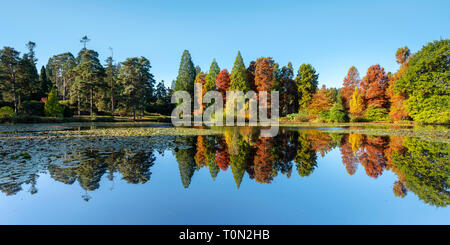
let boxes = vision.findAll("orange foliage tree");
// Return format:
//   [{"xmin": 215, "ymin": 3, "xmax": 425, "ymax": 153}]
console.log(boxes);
[
  {"xmin": 341, "ymin": 66, "xmax": 361, "ymax": 110},
  {"xmin": 360, "ymin": 65, "xmax": 389, "ymax": 108},
  {"xmin": 308, "ymin": 85, "xmax": 333, "ymax": 118},
  {"xmin": 216, "ymin": 69, "xmax": 231, "ymax": 102}
]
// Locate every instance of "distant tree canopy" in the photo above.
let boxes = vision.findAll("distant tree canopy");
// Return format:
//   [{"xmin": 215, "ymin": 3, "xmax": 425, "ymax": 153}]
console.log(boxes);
[{"xmin": 0, "ymin": 38, "xmax": 447, "ymax": 124}]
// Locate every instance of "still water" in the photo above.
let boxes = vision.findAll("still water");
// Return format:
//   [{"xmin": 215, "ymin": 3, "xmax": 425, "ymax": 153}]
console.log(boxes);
[{"xmin": 0, "ymin": 123, "xmax": 449, "ymax": 224}]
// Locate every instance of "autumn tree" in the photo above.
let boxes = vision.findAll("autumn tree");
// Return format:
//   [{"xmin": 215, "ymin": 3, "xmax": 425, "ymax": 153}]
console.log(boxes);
[
  {"xmin": 341, "ymin": 66, "xmax": 360, "ymax": 110},
  {"xmin": 216, "ymin": 69, "xmax": 231, "ymax": 102},
  {"xmin": 349, "ymin": 87, "xmax": 364, "ymax": 117},
  {"xmin": 396, "ymin": 46, "xmax": 411, "ymax": 65},
  {"xmin": 387, "ymin": 48, "xmax": 410, "ymax": 121},
  {"xmin": 254, "ymin": 57, "xmax": 276, "ymax": 92},
  {"xmin": 308, "ymin": 85, "xmax": 333, "ymax": 118},
  {"xmin": 296, "ymin": 64, "xmax": 319, "ymax": 111},
  {"xmin": 360, "ymin": 64, "xmax": 389, "ymax": 108}
]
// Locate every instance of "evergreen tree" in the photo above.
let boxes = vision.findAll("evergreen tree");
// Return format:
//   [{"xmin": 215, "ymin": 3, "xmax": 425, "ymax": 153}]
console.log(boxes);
[
  {"xmin": 0, "ymin": 47, "xmax": 21, "ymax": 112},
  {"xmin": 105, "ymin": 55, "xmax": 119, "ymax": 116},
  {"xmin": 73, "ymin": 49, "xmax": 105, "ymax": 116},
  {"xmin": 205, "ymin": 59, "xmax": 220, "ymax": 92},
  {"xmin": 174, "ymin": 50, "xmax": 196, "ymax": 99},
  {"xmin": 38, "ymin": 66, "xmax": 52, "ymax": 99},
  {"xmin": 230, "ymin": 51, "xmax": 250, "ymax": 92},
  {"xmin": 296, "ymin": 64, "xmax": 319, "ymax": 111}
]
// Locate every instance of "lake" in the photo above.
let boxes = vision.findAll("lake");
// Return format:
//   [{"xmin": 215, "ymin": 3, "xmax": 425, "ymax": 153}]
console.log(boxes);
[{"xmin": 0, "ymin": 123, "xmax": 449, "ymax": 225}]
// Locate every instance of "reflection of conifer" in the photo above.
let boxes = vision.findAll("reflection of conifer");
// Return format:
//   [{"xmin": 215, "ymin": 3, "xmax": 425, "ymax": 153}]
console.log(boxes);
[
  {"xmin": 118, "ymin": 150, "xmax": 156, "ymax": 184},
  {"xmin": 295, "ymin": 133, "xmax": 317, "ymax": 177},
  {"xmin": 176, "ymin": 137, "xmax": 197, "ymax": 188}
]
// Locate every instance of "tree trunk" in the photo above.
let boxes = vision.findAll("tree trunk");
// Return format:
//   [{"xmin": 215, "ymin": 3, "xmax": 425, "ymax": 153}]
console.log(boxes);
[
  {"xmin": 90, "ymin": 87, "xmax": 93, "ymax": 117},
  {"xmin": 77, "ymin": 92, "xmax": 81, "ymax": 116},
  {"xmin": 11, "ymin": 68, "xmax": 17, "ymax": 113}
]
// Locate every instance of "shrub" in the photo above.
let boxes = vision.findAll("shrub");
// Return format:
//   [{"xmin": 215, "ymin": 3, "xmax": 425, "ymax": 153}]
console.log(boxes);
[
  {"xmin": 0, "ymin": 106, "xmax": 15, "ymax": 118},
  {"xmin": 328, "ymin": 102, "xmax": 349, "ymax": 122},
  {"xmin": 364, "ymin": 105, "xmax": 389, "ymax": 122},
  {"xmin": 286, "ymin": 110, "xmax": 309, "ymax": 122},
  {"xmin": 19, "ymin": 100, "xmax": 45, "ymax": 116},
  {"xmin": 44, "ymin": 89, "xmax": 64, "ymax": 117}
]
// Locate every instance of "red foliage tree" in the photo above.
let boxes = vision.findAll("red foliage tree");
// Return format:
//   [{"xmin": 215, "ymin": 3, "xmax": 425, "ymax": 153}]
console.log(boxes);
[
  {"xmin": 194, "ymin": 136, "xmax": 206, "ymax": 168},
  {"xmin": 341, "ymin": 66, "xmax": 361, "ymax": 110},
  {"xmin": 216, "ymin": 69, "xmax": 231, "ymax": 102},
  {"xmin": 254, "ymin": 57, "xmax": 276, "ymax": 92},
  {"xmin": 360, "ymin": 65, "xmax": 389, "ymax": 108}
]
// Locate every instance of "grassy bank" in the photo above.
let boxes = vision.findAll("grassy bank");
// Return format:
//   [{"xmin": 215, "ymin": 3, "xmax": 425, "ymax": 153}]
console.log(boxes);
[{"xmin": 0, "ymin": 114, "xmax": 171, "ymax": 124}]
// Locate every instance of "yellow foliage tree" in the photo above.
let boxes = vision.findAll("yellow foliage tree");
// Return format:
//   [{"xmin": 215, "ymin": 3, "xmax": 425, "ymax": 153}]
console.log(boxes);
[{"xmin": 349, "ymin": 87, "xmax": 364, "ymax": 117}]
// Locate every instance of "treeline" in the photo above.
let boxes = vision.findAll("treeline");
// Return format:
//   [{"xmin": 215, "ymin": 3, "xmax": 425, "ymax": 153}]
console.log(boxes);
[
  {"xmin": 0, "ymin": 37, "xmax": 173, "ymax": 122},
  {"xmin": 174, "ymin": 39, "xmax": 449, "ymax": 124}
]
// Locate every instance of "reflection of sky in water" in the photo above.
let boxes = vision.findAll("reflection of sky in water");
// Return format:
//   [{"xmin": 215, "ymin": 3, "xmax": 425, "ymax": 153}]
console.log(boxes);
[
  {"xmin": 0, "ymin": 148, "xmax": 448, "ymax": 225},
  {"xmin": 0, "ymin": 125, "xmax": 449, "ymax": 224}
]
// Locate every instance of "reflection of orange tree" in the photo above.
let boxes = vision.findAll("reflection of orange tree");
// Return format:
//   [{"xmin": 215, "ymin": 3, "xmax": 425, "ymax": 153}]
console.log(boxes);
[
  {"xmin": 195, "ymin": 135, "xmax": 220, "ymax": 180},
  {"xmin": 215, "ymin": 136, "xmax": 230, "ymax": 171},
  {"xmin": 357, "ymin": 136, "xmax": 388, "ymax": 178},
  {"xmin": 253, "ymin": 137, "xmax": 275, "ymax": 184},
  {"xmin": 340, "ymin": 134, "xmax": 359, "ymax": 175},
  {"xmin": 307, "ymin": 129, "xmax": 335, "ymax": 157},
  {"xmin": 385, "ymin": 136, "xmax": 408, "ymax": 198}
]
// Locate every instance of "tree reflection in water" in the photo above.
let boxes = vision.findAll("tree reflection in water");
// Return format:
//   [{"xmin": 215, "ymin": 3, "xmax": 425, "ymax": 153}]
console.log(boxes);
[{"xmin": 0, "ymin": 127, "xmax": 448, "ymax": 207}]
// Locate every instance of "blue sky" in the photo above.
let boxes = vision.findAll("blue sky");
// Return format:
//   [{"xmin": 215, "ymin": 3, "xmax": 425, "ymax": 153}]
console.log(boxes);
[{"xmin": 1, "ymin": 0, "xmax": 449, "ymax": 88}]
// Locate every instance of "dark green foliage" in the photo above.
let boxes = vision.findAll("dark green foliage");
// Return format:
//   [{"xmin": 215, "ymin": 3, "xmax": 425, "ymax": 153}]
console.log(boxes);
[
  {"xmin": 296, "ymin": 64, "xmax": 319, "ymax": 111},
  {"xmin": 395, "ymin": 39, "xmax": 449, "ymax": 124},
  {"xmin": 230, "ymin": 51, "xmax": 250, "ymax": 92},
  {"xmin": 174, "ymin": 50, "xmax": 196, "ymax": 97},
  {"xmin": 392, "ymin": 138, "xmax": 450, "ymax": 207},
  {"xmin": 175, "ymin": 137, "xmax": 197, "ymax": 188},
  {"xmin": 205, "ymin": 59, "xmax": 220, "ymax": 92},
  {"xmin": 364, "ymin": 105, "xmax": 389, "ymax": 122},
  {"xmin": 18, "ymin": 100, "xmax": 44, "ymax": 116}
]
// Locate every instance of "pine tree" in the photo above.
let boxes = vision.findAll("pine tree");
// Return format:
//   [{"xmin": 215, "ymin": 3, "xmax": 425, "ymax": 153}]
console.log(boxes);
[
  {"xmin": 230, "ymin": 51, "xmax": 250, "ymax": 92},
  {"xmin": 296, "ymin": 64, "xmax": 319, "ymax": 111},
  {"xmin": 0, "ymin": 47, "xmax": 20, "ymax": 112},
  {"xmin": 205, "ymin": 59, "xmax": 220, "ymax": 92},
  {"xmin": 38, "ymin": 66, "xmax": 52, "ymax": 99},
  {"xmin": 174, "ymin": 50, "xmax": 196, "ymax": 99}
]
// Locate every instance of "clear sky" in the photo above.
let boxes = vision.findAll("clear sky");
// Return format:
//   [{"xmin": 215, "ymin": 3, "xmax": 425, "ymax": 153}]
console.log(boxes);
[{"xmin": 1, "ymin": 0, "xmax": 449, "ymax": 88}]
